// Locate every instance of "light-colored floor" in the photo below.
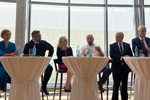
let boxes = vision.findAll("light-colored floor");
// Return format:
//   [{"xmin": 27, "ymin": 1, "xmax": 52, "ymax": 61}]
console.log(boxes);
[{"xmin": 0, "ymin": 90, "xmax": 134, "ymax": 100}]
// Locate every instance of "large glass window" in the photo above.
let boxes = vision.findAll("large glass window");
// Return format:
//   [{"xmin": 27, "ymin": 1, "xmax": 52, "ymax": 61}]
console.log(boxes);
[
  {"xmin": 145, "ymin": 8, "xmax": 150, "ymax": 37},
  {"xmin": 0, "ymin": 2, "xmax": 16, "ymax": 42},
  {"xmin": 70, "ymin": 7, "xmax": 104, "ymax": 56},
  {"xmin": 31, "ymin": 4, "xmax": 68, "ymax": 85},
  {"xmin": 108, "ymin": 7, "xmax": 134, "ymax": 84},
  {"xmin": 71, "ymin": 0, "xmax": 103, "ymax": 4},
  {"xmin": 145, "ymin": 0, "xmax": 150, "ymax": 5},
  {"xmin": 108, "ymin": 0, "xmax": 132, "ymax": 5},
  {"xmin": 32, "ymin": 0, "xmax": 68, "ymax": 3}
]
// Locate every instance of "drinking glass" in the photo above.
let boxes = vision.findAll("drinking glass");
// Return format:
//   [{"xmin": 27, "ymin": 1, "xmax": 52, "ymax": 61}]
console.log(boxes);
[
  {"xmin": 29, "ymin": 48, "xmax": 33, "ymax": 56},
  {"xmin": 139, "ymin": 50, "xmax": 145, "ymax": 57}
]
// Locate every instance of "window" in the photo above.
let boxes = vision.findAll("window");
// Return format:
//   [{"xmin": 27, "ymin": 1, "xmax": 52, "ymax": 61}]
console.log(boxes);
[
  {"xmin": 70, "ymin": 7, "xmax": 104, "ymax": 56},
  {"xmin": 32, "ymin": 0, "xmax": 68, "ymax": 3},
  {"xmin": 108, "ymin": 7, "xmax": 134, "ymax": 84},
  {"xmin": 108, "ymin": 0, "xmax": 132, "ymax": 5},
  {"xmin": 0, "ymin": 2, "xmax": 16, "ymax": 42},
  {"xmin": 145, "ymin": 0, "xmax": 150, "ymax": 5},
  {"xmin": 71, "ymin": 0, "xmax": 103, "ymax": 4},
  {"xmin": 31, "ymin": 4, "xmax": 68, "ymax": 84},
  {"xmin": 145, "ymin": 8, "xmax": 150, "ymax": 37}
]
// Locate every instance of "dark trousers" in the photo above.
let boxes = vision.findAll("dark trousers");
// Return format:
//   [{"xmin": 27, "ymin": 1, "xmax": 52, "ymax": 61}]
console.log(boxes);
[
  {"xmin": 112, "ymin": 71, "xmax": 129, "ymax": 100},
  {"xmin": 100, "ymin": 66, "xmax": 111, "ymax": 84},
  {"xmin": 43, "ymin": 64, "xmax": 53, "ymax": 90}
]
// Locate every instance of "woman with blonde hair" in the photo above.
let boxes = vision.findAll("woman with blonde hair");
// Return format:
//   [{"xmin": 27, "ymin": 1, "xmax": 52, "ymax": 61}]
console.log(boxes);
[
  {"xmin": 0, "ymin": 29, "xmax": 18, "ymax": 92},
  {"xmin": 57, "ymin": 36, "xmax": 73, "ymax": 92}
]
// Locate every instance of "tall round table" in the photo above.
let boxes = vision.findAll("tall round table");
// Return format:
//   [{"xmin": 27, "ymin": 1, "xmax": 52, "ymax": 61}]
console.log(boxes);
[
  {"xmin": 62, "ymin": 57, "xmax": 109, "ymax": 100},
  {"xmin": 0, "ymin": 57, "xmax": 51, "ymax": 100},
  {"xmin": 124, "ymin": 57, "xmax": 150, "ymax": 100}
]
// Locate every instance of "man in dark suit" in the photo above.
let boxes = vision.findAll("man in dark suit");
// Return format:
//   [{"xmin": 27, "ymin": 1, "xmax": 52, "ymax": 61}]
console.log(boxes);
[
  {"xmin": 23, "ymin": 30, "xmax": 54, "ymax": 95},
  {"xmin": 132, "ymin": 25, "xmax": 150, "ymax": 56},
  {"xmin": 110, "ymin": 32, "xmax": 133, "ymax": 100}
]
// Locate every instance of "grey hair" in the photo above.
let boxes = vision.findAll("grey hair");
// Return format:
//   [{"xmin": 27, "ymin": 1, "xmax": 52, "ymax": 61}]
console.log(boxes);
[
  {"xmin": 138, "ymin": 25, "xmax": 147, "ymax": 31},
  {"xmin": 116, "ymin": 32, "xmax": 124, "ymax": 37}
]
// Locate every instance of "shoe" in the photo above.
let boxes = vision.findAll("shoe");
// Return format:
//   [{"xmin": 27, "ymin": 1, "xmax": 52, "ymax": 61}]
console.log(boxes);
[
  {"xmin": 64, "ymin": 89, "xmax": 69, "ymax": 92},
  {"xmin": 97, "ymin": 81, "xmax": 104, "ymax": 92},
  {"xmin": 43, "ymin": 89, "xmax": 50, "ymax": 95},
  {"xmin": 68, "ymin": 90, "xmax": 71, "ymax": 92}
]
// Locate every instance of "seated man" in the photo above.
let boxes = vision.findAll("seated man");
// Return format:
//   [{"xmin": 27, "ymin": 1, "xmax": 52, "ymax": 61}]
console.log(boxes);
[
  {"xmin": 132, "ymin": 25, "xmax": 150, "ymax": 56},
  {"xmin": 80, "ymin": 34, "xmax": 111, "ymax": 92},
  {"xmin": 23, "ymin": 30, "xmax": 54, "ymax": 95}
]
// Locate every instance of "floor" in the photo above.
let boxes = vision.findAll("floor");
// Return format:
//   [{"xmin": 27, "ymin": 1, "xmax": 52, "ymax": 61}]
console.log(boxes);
[{"xmin": 0, "ymin": 89, "xmax": 134, "ymax": 100}]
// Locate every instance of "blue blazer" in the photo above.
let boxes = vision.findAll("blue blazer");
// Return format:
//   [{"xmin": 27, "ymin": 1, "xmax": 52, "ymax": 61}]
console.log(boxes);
[
  {"xmin": 110, "ymin": 42, "xmax": 133, "ymax": 73},
  {"xmin": 132, "ymin": 37, "xmax": 150, "ymax": 56}
]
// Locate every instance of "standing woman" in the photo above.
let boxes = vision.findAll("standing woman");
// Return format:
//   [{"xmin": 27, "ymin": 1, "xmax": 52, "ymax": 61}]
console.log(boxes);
[
  {"xmin": 57, "ymin": 36, "xmax": 73, "ymax": 92},
  {"xmin": 0, "ymin": 29, "xmax": 18, "ymax": 92}
]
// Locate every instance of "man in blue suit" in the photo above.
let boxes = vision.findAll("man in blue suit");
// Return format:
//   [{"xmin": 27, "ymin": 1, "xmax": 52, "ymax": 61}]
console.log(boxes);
[
  {"xmin": 110, "ymin": 32, "xmax": 133, "ymax": 100},
  {"xmin": 132, "ymin": 25, "xmax": 150, "ymax": 56}
]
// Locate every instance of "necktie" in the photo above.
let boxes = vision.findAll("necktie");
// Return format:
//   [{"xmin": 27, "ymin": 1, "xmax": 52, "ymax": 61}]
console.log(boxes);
[
  {"xmin": 141, "ymin": 39, "xmax": 145, "ymax": 49},
  {"xmin": 119, "ymin": 43, "xmax": 124, "ymax": 56}
]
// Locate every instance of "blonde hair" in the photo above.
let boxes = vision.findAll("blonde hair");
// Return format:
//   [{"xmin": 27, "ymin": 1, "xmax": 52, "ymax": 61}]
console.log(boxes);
[
  {"xmin": 57, "ymin": 36, "xmax": 68, "ymax": 51},
  {"xmin": 1, "ymin": 29, "xmax": 11, "ymax": 38}
]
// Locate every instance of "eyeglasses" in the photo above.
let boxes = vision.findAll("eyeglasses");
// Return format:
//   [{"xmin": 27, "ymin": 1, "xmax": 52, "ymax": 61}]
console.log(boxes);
[{"xmin": 34, "ymin": 35, "xmax": 42, "ymax": 37}]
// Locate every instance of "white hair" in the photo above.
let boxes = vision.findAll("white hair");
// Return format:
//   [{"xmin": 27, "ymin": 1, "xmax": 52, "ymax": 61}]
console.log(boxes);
[
  {"xmin": 138, "ymin": 25, "xmax": 147, "ymax": 31},
  {"xmin": 116, "ymin": 32, "xmax": 124, "ymax": 37}
]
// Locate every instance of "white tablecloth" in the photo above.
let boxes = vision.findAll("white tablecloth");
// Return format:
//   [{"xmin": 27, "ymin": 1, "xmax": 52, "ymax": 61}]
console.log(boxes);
[
  {"xmin": 0, "ymin": 57, "xmax": 51, "ymax": 100},
  {"xmin": 124, "ymin": 57, "xmax": 150, "ymax": 100},
  {"xmin": 62, "ymin": 57, "xmax": 109, "ymax": 100}
]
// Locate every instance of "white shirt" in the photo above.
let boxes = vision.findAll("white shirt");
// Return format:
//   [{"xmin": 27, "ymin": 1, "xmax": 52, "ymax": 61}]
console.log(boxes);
[
  {"xmin": 80, "ymin": 43, "xmax": 104, "ymax": 57},
  {"xmin": 139, "ymin": 37, "xmax": 148, "ymax": 49},
  {"xmin": 32, "ymin": 39, "xmax": 39, "ymax": 44}
]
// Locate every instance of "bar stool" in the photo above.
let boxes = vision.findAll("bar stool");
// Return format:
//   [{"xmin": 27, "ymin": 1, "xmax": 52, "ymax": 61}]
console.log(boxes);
[
  {"xmin": 53, "ymin": 59, "xmax": 69, "ymax": 100},
  {"xmin": 41, "ymin": 74, "xmax": 48, "ymax": 100},
  {"xmin": 99, "ymin": 59, "xmax": 112, "ymax": 100},
  {"xmin": 98, "ymin": 73, "xmax": 103, "ymax": 100},
  {"xmin": 0, "ymin": 83, "xmax": 7, "ymax": 100},
  {"xmin": 129, "ymin": 71, "xmax": 134, "ymax": 99}
]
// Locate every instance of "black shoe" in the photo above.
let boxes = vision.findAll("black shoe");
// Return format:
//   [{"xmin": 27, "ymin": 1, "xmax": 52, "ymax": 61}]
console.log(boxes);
[
  {"xmin": 100, "ymin": 88, "xmax": 104, "ymax": 92},
  {"xmin": 97, "ymin": 81, "xmax": 104, "ymax": 92},
  {"xmin": 43, "ymin": 89, "xmax": 50, "ymax": 95},
  {"xmin": 64, "ymin": 89, "xmax": 69, "ymax": 92}
]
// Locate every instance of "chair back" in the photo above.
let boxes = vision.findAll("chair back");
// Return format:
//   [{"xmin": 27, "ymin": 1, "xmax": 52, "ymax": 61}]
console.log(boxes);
[{"xmin": 53, "ymin": 59, "xmax": 58, "ymax": 71}]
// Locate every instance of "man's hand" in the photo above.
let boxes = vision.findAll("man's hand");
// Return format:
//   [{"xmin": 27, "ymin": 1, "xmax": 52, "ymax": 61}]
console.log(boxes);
[
  {"xmin": 95, "ymin": 46, "xmax": 101, "ymax": 53},
  {"xmin": 122, "ymin": 55, "xmax": 130, "ymax": 59},
  {"xmin": 147, "ymin": 47, "xmax": 150, "ymax": 51}
]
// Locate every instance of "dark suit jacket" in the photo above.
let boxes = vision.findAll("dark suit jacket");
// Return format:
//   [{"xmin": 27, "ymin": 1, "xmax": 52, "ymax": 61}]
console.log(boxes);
[
  {"xmin": 132, "ymin": 37, "xmax": 150, "ymax": 56},
  {"xmin": 57, "ymin": 47, "xmax": 73, "ymax": 65},
  {"xmin": 110, "ymin": 42, "xmax": 133, "ymax": 73},
  {"xmin": 23, "ymin": 40, "xmax": 54, "ymax": 57}
]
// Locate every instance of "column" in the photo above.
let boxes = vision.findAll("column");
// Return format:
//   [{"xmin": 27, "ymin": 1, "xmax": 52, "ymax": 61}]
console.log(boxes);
[{"xmin": 15, "ymin": 0, "xmax": 29, "ymax": 51}]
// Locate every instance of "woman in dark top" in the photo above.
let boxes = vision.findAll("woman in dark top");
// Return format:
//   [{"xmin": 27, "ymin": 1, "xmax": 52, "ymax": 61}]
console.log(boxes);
[{"xmin": 57, "ymin": 36, "xmax": 73, "ymax": 92}]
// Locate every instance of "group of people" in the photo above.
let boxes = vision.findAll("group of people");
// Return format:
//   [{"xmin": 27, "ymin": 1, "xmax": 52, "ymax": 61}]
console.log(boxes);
[{"xmin": 0, "ymin": 25, "xmax": 149, "ymax": 100}]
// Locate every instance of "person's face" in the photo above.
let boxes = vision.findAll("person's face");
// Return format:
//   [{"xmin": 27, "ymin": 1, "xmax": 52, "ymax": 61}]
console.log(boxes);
[
  {"xmin": 138, "ymin": 27, "xmax": 146, "ymax": 38},
  {"xmin": 2, "ymin": 32, "xmax": 11, "ymax": 41},
  {"xmin": 33, "ymin": 33, "xmax": 41, "ymax": 42},
  {"xmin": 86, "ymin": 35, "xmax": 94, "ymax": 45},
  {"xmin": 63, "ymin": 37, "xmax": 68, "ymax": 46},
  {"xmin": 115, "ymin": 34, "xmax": 123, "ymax": 43}
]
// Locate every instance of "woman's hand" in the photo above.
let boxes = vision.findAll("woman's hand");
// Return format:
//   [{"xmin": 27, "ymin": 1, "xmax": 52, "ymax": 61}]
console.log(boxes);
[
  {"xmin": 4, "ymin": 50, "xmax": 18, "ymax": 56},
  {"xmin": 12, "ymin": 50, "xmax": 18, "ymax": 56}
]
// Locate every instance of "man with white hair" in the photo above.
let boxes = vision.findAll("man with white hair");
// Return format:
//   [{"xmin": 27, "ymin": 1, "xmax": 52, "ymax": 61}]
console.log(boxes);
[
  {"xmin": 132, "ymin": 25, "xmax": 150, "ymax": 56},
  {"xmin": 110, "ymin": 32, "xmax": 133, "ymax": 100},
  {"xmin": 80, "ymin": 34, "xmax": 111, "ymax": 92}
]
